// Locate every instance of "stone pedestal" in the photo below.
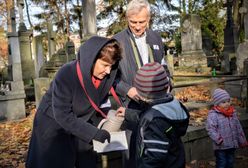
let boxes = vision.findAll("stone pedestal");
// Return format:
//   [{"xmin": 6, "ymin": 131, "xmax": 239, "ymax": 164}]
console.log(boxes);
[
  {"xmin": 0, "ymin": 32, "xmax": 26, "ymax": 121},
  {"xmin": 179, "ymin": 50, "xmax": 207, "ymax": 67},
  {"xmin": 0, "ymin": 93, "xmax": 26, "ymax": 120},
  {"xmin": 34, "ymin": 77, "xmax": 52, "ymax": 108}
]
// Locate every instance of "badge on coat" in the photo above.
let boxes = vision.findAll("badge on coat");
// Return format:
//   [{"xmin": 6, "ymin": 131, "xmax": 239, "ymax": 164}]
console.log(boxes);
[{"xmin": 153, "ymin": 45, "xmax": 159, "ymax": 50}]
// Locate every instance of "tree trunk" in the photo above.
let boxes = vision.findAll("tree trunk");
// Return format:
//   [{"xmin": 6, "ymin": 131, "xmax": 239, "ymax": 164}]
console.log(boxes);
[
  {"xmin": 82, "ymin": 0, "xmax": 96, "ymax": 38},
  {"xmin": 24, "ymin": 0, "xmax": 33, "ymax": 28}
]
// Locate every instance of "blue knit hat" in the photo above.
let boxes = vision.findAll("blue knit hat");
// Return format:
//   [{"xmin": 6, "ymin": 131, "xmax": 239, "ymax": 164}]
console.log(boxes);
[
  {"xmin": 134, "ymin": 62, "xmax": 170, "ymax": 100},
  {"xmin": 212, "ymin": 88, "xmax": 230, "ymax": 105}
]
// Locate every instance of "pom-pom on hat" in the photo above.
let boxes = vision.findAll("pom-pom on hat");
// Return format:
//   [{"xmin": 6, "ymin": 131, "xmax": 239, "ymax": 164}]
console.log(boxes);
[
  {"xmin": 212, "ymin": 88, "xmax": 231, "ymax": 105},
  {"xmin": 134, "ymin": 62, "xmax": 170, "ymax": 100}
]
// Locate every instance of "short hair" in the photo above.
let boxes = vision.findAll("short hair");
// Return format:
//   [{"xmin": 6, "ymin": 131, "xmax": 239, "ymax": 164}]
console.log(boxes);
[
  {"xmin": 126, "ymin": 0, "xmax": 151, "ymax": 18},
  {"xmin": 98, "ymin": 39, "xmax": 122, "ymax": 64}
]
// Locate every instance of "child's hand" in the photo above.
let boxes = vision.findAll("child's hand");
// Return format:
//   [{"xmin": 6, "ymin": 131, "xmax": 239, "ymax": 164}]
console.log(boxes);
[{"xmin": 115, "ymin": 107, "xmax": 126, "ymax": 117}]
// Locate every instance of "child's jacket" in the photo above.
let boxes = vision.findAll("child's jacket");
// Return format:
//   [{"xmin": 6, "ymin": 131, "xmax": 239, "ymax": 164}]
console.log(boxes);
[
  {"xmin": 136, "ymin": 95, "xmax": 190, "ymax": 168},
  {"xmin": 206, "ymin": 109, "xmax": 247, "ymax": 150}
]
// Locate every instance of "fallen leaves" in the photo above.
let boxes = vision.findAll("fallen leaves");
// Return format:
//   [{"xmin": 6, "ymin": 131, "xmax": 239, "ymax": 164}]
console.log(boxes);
[
  {"xmin": 175, "ymin": 85, "xmax": 212, "ymax": 102},
  {"xmin": 0, "ymin": 102, "xmax": 35, "ymax": 168},
  {"xmin": 175, "ymin": 86, "xmax": 244, "ymax": 126},
  {"xmin": 189, "ymin": 108, "xmax": 209, "ymax": 126}
]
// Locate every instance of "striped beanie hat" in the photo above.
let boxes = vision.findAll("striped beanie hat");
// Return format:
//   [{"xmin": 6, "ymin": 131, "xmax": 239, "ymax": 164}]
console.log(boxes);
[
  {"xmin": 134, "ymin": 62, "xmax": 170, "ymax": 100},
  {"xmin": 212, "ymin": 88, "xmax": 230, "ymax": 105}
]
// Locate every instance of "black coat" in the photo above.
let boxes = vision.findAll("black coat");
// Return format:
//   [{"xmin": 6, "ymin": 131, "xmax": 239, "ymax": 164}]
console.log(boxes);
[{"xmin": 26, "ymin": 36, "xmax": 119, "ymax": 168}]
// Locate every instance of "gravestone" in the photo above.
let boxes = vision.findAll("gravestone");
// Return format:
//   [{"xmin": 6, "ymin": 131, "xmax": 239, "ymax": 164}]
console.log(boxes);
[
  {"xmin": 65, "ymin": 41, "xmax": 76, "ymax": 61},
  {"xmin": 35, "ymin": 42, "xmax": 75, "ymax": 106},
  {"xmin": 0, "ymin": 5, "xmax": 26, "ymax": 121},
  {"xmin": 180, "ymin": 14, "xmax": 207, "ymax": 68},
  {"xmin": 236, "ymin": 1, "xmax": 248, "ymax": 75}
]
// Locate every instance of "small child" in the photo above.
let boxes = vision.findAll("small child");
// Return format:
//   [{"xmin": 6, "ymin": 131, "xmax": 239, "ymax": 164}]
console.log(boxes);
[
  {"xmin": 206, "ymin": 88, "xmax": 248, "ymax": 168},
  {"xmin": 117, "ymin": 62, "xmax": 190, "ymax": 168}
]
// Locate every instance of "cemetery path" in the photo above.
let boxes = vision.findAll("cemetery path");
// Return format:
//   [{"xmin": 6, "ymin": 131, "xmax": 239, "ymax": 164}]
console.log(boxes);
[{"xmin": 0, "ymin": 102, "xmax": 247, "ymax": 168}]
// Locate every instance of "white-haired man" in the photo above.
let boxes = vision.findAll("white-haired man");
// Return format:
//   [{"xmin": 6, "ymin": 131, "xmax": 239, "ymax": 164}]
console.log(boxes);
[{"xmin": 114, "ymin": 1, "xmax": 169, "ymax": 167}]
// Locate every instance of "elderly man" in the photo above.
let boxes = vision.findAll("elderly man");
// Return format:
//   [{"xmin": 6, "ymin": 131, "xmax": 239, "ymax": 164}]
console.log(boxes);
[
  {"xmin": 114, "ymin": 0, "xmax": 168, "ymax": 167},
  {"xmin": 114, "ymin": 0, "xmax": 167, "ymax": 108}
]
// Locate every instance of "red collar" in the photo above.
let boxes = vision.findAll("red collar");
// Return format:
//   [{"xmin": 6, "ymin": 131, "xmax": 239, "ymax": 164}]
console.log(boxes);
[{"xmin": 91, "ymin": 76, "xmax": 101, "ymax": 89}]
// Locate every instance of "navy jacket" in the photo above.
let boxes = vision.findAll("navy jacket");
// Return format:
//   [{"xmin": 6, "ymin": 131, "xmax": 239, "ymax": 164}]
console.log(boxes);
[
  {"xmin": 26, "ymin": 36, "xmax": 119, "ymax": 168},
  {"xmin": 136, "ymin": 95, "xmax": 189, "ymax": 168}
]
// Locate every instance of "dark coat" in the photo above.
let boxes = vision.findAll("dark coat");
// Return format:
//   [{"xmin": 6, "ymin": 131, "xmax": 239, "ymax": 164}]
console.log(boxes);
[
  {"xmin": 113, "ymin": 28, "xmax": 164, "ymax": 105},
  {"xmin": 26, "ymin": 36, "xmax": 119, "ymax": 168},
  {"xmin": 136, "ymin": 95, "xmax": 190, "ymax": 168}
]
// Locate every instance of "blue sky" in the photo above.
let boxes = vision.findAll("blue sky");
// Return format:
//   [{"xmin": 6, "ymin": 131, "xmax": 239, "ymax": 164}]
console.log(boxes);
[{"xmin": 2, "ymin": 0, "xmax": 180, "ymax": 34}]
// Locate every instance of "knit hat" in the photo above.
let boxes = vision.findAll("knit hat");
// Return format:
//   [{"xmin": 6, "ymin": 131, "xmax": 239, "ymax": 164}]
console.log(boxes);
[
  {"xmin": 212, "ymin": 88, "xmax": 231, "ymax": 105},
  {"xmin": 134, "ymin": 62, "xmax": 170, "ymax": 100}
]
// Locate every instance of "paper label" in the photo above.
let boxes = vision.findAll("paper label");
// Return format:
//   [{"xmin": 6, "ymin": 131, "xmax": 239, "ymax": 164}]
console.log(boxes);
[{"xmin": 93, "ymin": 131, "xmax": 128, "ymax": 153}]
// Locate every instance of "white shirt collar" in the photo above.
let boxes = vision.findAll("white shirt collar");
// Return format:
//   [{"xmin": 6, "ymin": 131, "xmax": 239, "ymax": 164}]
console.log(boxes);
[{"xmin": 133, "ymin": 31, "xmax": 147, "ymax": 39}]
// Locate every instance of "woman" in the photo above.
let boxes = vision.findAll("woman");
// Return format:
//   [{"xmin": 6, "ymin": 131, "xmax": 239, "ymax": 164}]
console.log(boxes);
[{"xmin": 26, "ymin": 36, "xmax": 122, "ymax": 168}]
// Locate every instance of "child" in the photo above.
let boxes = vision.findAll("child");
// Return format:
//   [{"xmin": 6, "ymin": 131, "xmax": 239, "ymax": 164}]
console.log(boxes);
[
  {"xmin": 117, "ymin": 62, "xmax": 190, "ymax": 168},
  {"xmin": 206, "ymin": 88, "xmax": 248, "ymax": 168}
]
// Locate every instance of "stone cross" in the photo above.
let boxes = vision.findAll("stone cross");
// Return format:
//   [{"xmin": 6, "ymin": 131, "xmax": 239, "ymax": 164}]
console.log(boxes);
[
  {"xmin": 9, "ymin": 1, "xmax": 16, "ymax": 33},
  {"xmin": 17, "ymin": 0, "xmax": 24, "ymax": 23}
]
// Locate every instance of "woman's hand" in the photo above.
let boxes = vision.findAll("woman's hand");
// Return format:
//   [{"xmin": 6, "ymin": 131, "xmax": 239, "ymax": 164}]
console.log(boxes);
[
  {"xmin": 94, "ymin": 129, "xmax": 110, "ymax": 143},
  {"xmin": 115, "ymin": 107, "xmax": 126, "ymax": 117}
]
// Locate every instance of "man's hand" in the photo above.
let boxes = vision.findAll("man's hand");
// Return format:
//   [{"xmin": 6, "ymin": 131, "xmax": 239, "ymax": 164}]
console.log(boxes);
[{"xmin": 127, "ymin": 87, "xmax": 144, "ymax": 102}]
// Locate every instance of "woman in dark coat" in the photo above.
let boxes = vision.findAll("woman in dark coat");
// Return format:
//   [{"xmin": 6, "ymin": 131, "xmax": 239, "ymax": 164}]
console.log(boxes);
[{"xmin": 26, "ymin": 36, "xmax": 122, "ymax": 168}]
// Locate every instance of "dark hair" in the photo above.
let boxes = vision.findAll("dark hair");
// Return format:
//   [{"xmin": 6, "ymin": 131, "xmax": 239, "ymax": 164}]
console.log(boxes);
[{"xmin": 98, "ymin": 39, "xmax": 122, "ymax": 64}]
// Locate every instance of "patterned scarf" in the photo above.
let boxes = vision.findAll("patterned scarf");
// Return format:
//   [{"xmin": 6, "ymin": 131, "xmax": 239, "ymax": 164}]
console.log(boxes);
[{"xmin": 213, "ymin": 106, "xmax": 234, "ymax": 117}]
